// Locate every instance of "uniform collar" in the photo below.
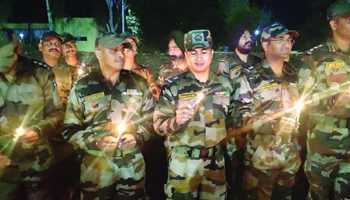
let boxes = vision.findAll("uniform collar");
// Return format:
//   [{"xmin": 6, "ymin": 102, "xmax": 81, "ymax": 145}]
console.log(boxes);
[
  {"xmin": 260, "ymin": 59, "xmax": 296, "ymax": 83},
  {"xmin": 184, "ymin": 70, "xmax": 217, "ymax": 86},
  {"xmin": 326, "ymin": 39, "xmax": 350, "ymax": 55}
]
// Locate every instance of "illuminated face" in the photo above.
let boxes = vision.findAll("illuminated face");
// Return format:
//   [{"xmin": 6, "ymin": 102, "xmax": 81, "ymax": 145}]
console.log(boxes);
[
  {"xmin": 168, "ymin": 39, "xmax": 183, "ymax": 58},
  {"xmin": 98, "ymin": 45, "xmax": 125, "ymax": 71},
  {"xmin": 263, "ymin": 33, "xmax": 294, "ymax": 60},
  {"xmin": 62, "ymin": 41, "xmax": 77, "ymax": 58},
  {"xmin": 39, "ymin": 37, "xmax": 62, "ymax": 60},
  {"xmin": 237, "ymin": 30, "xmax": 253, "ymax": 54},
  {"xmin": 185, "ymin": 48, "xmax": 213, "ymax": 74},
  {"xmin": 331, "ymin": 15, "xmax": 350, "ymax": 41},
  {"xmin": 0, "ymin": 43, "xmax": 18, "ymax": 73}
]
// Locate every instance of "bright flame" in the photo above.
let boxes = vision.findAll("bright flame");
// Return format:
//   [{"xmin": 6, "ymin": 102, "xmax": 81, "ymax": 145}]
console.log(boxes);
[
  {"xmin": 117, "ymin": 121, "xmax": 127, "ymax": 135},
  {"xmin": 294, "ymin": 99, "xmax": 304, "ymax": 115},
  {"xmin": 14, "ymin": 127, "xmax": 25, "ymax": 141},
  {"xmin": 195, "ymin": 92, "xmax": 205, "ymax": 105},
  {"xmin": 293, "ymin": 98, "xmax": 305, "ymax": 123},
  {"xmin": 77, "ymin": 68, "xmax": 84, "ymax": 76}
]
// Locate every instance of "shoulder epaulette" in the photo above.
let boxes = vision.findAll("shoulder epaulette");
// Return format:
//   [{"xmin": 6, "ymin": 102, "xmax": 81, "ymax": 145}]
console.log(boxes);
[
  {"xmin": 30, "ymin": 59, "xmax": 51, "ymax": 70},
  {"xmin": 163, "ymin": 72, "xmax": 185, "ymax": 86},
  {"xmin": 305, "ymin": 44, "xmax": 325, "ymax": 55}
]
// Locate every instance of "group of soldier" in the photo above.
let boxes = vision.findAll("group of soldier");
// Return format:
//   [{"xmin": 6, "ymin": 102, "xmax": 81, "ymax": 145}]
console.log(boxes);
[{"xmin": 1, "ymin": 0, "xmax": 350, "ymax": 200}]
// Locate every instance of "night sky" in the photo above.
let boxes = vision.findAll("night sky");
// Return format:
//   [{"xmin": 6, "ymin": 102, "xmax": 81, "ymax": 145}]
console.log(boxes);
[{"xmin": 3, "ymin": 0, "xmax": 334, "ymax": 49}]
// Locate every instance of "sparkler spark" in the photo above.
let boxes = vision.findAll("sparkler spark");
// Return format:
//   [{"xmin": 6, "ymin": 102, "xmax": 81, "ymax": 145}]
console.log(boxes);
[
  {"xmin": 14, "ymin": 127, "xmax": 25, "ymax": 141},
  {"xmin": 117, "ymin": 121, "xmax": 127, "ymax": 135},
  {"xmin": 195, "ymin": 92, "xmax": 205, "ymax": 104},
  {"xmin": 77, "ymin": 68, "xmax": 84, "ymax": 76}
]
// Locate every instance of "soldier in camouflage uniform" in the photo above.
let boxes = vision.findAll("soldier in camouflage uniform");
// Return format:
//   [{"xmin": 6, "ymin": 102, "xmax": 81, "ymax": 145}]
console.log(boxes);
[
  {"xmin": 218, "ymin": 23, "xmax": 262, "ymax": 200},
  {"xmin": 0, "ymin": 29, "xmax": 63, "ymax": 199},
  {"xmin": 298, "ymin": 1, "xmax": 350, "ymax": 199},
  {"xmin": 122, "ymin": 34, "xmax": 160, "ymax": 99},
  {"xmin": 154, "ymin": 29, "xmax": 237, "ymax": 200},
  {"xmin": 61, "ymin": 32, "xmax": 90, "ymax": 80},
  {"xmin": 38, "ymin": 31, "xmax": 77, "ymax": 106},
  {"xmin": 217, "ymin": 23, "xmax": 261, "ymax": 80},
  {"xmin": 63, "ymin": 33, "xmax": 155, "ymax": 200},
  {"xmin": 240, "ymin": 23, "xmax": 302, "ymax": 200},
  {"xmin": 157, "ymin": 30, "xmax": 188, "ymax": 86}
]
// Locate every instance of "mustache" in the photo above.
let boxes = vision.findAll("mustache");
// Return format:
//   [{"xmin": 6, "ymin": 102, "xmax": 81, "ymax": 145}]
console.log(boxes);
[
  {"xmin": 48, "ymin": 48, "xmax": 61, "ymax": 53},
  {"xmin": 243, "ymin": 41, "xmax": 253, "ymax": 46}
]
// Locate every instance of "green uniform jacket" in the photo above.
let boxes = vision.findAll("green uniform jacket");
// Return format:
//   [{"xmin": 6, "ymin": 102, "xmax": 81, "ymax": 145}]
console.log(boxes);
[
  {"xmin": 243, "ymin": 60, "xmax": 301, "ymax": 172},
  {"xmin": 154, "ymin": 71, "xmax": 237, "ymax": 148},
  {"xmin": 0, "ymin": 56, "xmax": 63, "ymax": 173},
  {"xmin": 299, "ymin": 41, "xmax": 350, "ymax": 156},
  {"xmin": 63, "ymin": 68, "xmax": 155, "ymax": 157}
]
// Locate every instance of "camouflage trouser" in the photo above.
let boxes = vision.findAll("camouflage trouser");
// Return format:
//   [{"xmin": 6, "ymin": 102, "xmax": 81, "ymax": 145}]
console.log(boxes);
[
  {"xmin": 79, "ymin": 149, "xmax": 146, "ymax": 200},
  {"xmin": 0, "ymin": 166, "xmax": 52, "ymax": 200},
  {"xmin": 243, "ymin": 166, "xmax": 297, "ymax": 200},
  {"xmin": 305, "ymin": 153, "xmax": 350, "ymax": 200},
  {"xmin": 165, "ymin": 146, "xmax": 226, "ymax": 200}
]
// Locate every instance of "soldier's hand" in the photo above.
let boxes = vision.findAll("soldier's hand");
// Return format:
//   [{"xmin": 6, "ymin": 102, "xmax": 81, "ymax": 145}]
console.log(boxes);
[
  {"xmin": 176, "ymin": 103, "xmax": 195, "ymax": 126},
  {"xmin": 119, "ymin": 133, "xmax": 137, "ymax": 148},
  {"xmin": 0, "ymin": 154, "xmax": 11, "ymax": 170},
  {"xmin": 278, "ymin": 116, "xmax": 298, "ymax": 135},
  {"xmin": 96, "ymin": 136, "xmax": 118, "ymax": 151},
  {"xmin": 150, "ymin": 84, "xmax": 161, "ymax": 100},
  {"xmin": 20, "ymin": 128, "xmax": 40, "ymax": 144}
]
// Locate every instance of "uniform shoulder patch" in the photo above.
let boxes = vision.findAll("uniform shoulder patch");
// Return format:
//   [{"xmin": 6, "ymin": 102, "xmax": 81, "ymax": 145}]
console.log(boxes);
[
  {"xmin": 305, "ymin": 44, "xmax": 327, "ymax": 56},
  {"xmin": 31, "ymin": 59, "xmax": 51, "ymax": 70},
  {"xmin": 163, "ymin": 72, "xmax": 185, "ymax": 86}
]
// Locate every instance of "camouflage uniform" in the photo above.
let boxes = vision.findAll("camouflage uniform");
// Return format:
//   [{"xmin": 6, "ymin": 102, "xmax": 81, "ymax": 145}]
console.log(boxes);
[
  {"xmin": 154, "ymin": 71, "xmax": 237, "ymax": 200},
  {"xmin": 0, "ymin": 56, "xmax": 63, "ymax": 200},
  {"xmin": 157, "ymin": 62, "xmax": 188, "ymax": 86},
  {"xmin": 218, "ymin": 52, "xmax": 261, "ymax": 200},
  {"xmin": 218, "ymin": 52, "xmax": 262, "ymax": 148},
  {"xmin": 242, "ymin": 60, "xmax": 302, "ymax": 200},
  {"xmin": 63, "ymin": 68, "xmax": 155, "ymax": 200},
  {"xmin": 298, "ymin": 40, "xmax": 350, "ymax": 200},
  {"xmin": 131, "ymin": 64, "xmax": 160, "ymax": 99}
]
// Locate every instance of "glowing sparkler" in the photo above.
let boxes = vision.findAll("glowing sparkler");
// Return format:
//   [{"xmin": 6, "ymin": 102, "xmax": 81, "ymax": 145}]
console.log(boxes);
[
  {"xmin": 292, "ymin": 98, "xmax": 305, "ymax": 123},
  {"xmin": 115, "ymin": 120, "xmax": 128, "ymax": 146},
  {"xmin": 194, "ymin": 91, "xmax": 206, "ymax": 106},
  {"xmin": 13, "ymin": 127, "xmax": 25, "ymax": 142},
  {"xmin": 77, "ymin": 68, "xmax": 84, "ymax": 76}
]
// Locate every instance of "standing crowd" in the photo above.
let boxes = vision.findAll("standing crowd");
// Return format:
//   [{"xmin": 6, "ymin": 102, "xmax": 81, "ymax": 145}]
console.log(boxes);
[{"xmin": 1, "ymin": 0, "xmax": 350, "ymax": 200}]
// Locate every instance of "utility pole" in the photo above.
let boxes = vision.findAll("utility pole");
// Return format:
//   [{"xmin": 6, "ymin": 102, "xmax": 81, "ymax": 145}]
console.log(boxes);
[
  {"xmin": 121, "ymin": 0, "xmax": 126, "ymax": 33},
  {"xmin": 45, "ymin": 0, "xmax": 54, "ymax": 31}
]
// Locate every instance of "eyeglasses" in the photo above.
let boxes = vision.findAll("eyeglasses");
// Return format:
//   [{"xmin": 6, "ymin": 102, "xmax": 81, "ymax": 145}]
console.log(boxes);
[
  {"xmin": 188, "ymin": 48, "xmax": 211, "ymax": 57},
  {"xmin": 268, "ymin": 38, "xmax": 295, "ymax": 45}
]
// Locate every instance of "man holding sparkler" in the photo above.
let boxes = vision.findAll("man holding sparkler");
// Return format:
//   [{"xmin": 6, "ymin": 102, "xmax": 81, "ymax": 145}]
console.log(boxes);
[
  {"xmin": 63, "ymin": 33, "xmax": 155, "ymax": 200},
  {"xmin": 0, "ymin": 29, "xmax": 63, "ymax": 199},
  {"xmin": 241, "ymin": 23, "xmax": 302, "ymax": 200},
  {"xmin": 299, "ymin": 0, "xmax": 350, "ymax": 199},
  {"xmin": 154, "ymin": 29, "xmax": 237, "ymax": 200}
]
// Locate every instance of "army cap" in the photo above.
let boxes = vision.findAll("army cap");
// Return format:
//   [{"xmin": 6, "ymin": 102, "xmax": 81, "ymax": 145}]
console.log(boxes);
[
  {"xmin": 41, "ymin": 31, "xmax": 62, "ymax": 42},
  {"xmin": 61, "ymin": 32, "xmax": 76, "ymax": 44},
  {"xmin": 184, "ymin": 29, "xmax": 213, "ymax": 51},
  {"xmin": 261, "ymin": 22, "xmax": 299, "ymax": 42},
  {"xmin": 327, "ymin": 0, "xmax": 350, "ymax": 20},
  {"xmin": 0, "ymin": 29, "xmax": 18, "ymax": 47},
  {"xmin": 95, "ymin": 33, "xmax": 126, "ymax": 49},
  {"xmin": 120, "ymin": 32, "xmax": 138, "ymax": 44}
]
